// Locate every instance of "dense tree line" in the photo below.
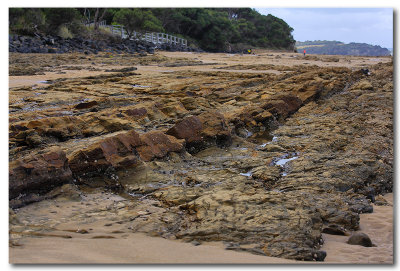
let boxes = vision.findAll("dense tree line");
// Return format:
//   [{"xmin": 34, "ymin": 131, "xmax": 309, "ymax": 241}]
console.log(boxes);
[{"xmin": 9, "ymin": 8, "xmax": 295, "ymax": 52}]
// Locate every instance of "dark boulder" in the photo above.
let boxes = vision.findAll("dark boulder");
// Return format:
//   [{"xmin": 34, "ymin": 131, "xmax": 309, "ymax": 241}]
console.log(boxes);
[
  {"xmin": 313, "ymin": 250, "xmax": 327, "ymax": 261},
  {"xmin": 347, "ymin": 232, "xmax": 375, "ymax": 247},
  {"xmin": 75, "ymin": 100, "xmax": 98, "ymax": 110},
  {"xmin": 322, "ymin": 224, "xmax": 348, "ymax": 235}
]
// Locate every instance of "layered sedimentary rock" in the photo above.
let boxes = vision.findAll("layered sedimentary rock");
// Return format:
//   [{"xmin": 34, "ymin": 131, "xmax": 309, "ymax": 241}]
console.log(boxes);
[
  {"xmin": 9, "ymin": 52, "xmax": 393, "ymax": 261},
  {"xmin": 166, "ymin": 111, "xmax": 232, "ymax": 153},
  {"xmin": 9, "ymin": 147, "xmax": 72, "ymax": 205}
]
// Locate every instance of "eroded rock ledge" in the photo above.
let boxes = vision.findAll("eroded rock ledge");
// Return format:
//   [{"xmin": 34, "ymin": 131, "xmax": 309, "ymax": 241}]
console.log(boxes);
[{"xmin": 9, "ymin": 55, "xmax": 393, "ymax": 261}]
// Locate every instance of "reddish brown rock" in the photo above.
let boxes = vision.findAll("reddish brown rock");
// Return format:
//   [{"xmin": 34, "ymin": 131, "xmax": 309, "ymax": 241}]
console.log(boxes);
[
  {"xmin": 237, "ymin": 106, "xmax": 264, "ymax": 126},
  {"xmin": 235, "ymin": 106, "xmax": 274, "ymax": 127},
  {"xmin": 136, "ymin": 131, "xmax": 184, "ymax": 161},
  {"xmin": 197, "ymin": 111, "xmax": 231, "ymax": 139},
  {"xmin": 10, "ymin": 116, "xmax": 78, "ymax": 147},
  {"xmin": 277, "ymin": 94, "xmax": 303, "ymax": 114},
  {"xmin": 9, "ymin": 115, "xmax": 134, "ymax": 149},
  {"xmin": 124, "ymin": 107, "xmax": 148, "ymax": 118},
  {"xmin": 262, "ymin": 94, "xmax": 303, "ymax": 119},
  {"xmin": 68, "ymin": 130, "xmax": 142, "ymax": 177},
  {"xmin": 9, "ymin": 146, "xmax": 72, "ymax": 200},
  {"xmin": 166, "ymin": 111, "xmax": 231, "ymax": 153},
  {"xmin": 99, "ymin": 130, "xmax": 142, "ymax": 167},
  {"xmin": 68, "ymin": 130, "xmax": 184, "ymax": 177},
  {"xmin": 166, "ymin": 116, "xmax": 203, "ymax": 143},
  {"xmin": 68, "ymin": 143, "xmax": 111, "ymax": 177}
]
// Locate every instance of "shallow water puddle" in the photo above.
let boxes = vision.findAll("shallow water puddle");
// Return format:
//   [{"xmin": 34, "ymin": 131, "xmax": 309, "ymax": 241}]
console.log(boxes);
[
  {"xmin": 272, "ymin": 153, "xmax": 299, "ymax": 177},
  {"xmin": 275, "ymin": 156, "xmax": 298, "ymax": 167},
  {"xmin": 244, "ymin": 129, "xmax": 253, "ymax": 138},
  {"xmin": 38, "ymin": 80, "xmax": 53, "ymax": 84},
  {"xmin": 256, "ymin": 136, "xmax": 277, "ymax": 149},
  {"xmin": 239, "ymin": 171, "xmax": 253, "ymax": 177},
  {"xmin": 258, "ymin": 143, "xmax": 268, "ymax": 148},
  {"xmin": 132, "ymin": 84, "xmax": 151, "ymax": 88}
]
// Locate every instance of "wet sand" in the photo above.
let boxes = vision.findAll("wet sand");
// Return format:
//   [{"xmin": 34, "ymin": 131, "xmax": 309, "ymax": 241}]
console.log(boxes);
[
  {"xmin": 322, "ymin": 193, "xmax": 393, "ymax": 264},
  {"xmin": 9, "ymin": 233, "xmax": 294, "ymax": 264},
  {"xmin": 9, "ymin": 50, "xmax": 391, "ymax": 89},
  {"xmin": 9, "ymin": 193, "xmax": 393, "ymax": 264}
]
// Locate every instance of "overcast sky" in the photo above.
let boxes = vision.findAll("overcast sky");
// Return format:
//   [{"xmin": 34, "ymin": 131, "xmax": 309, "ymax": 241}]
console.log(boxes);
[{"xmin": 256, "ymin": 8, "xmax": 393, "ymax": 48}]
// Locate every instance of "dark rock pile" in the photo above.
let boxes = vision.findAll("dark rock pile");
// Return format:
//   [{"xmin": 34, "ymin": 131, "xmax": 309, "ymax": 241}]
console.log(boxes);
[{"xmin": 9, "ymin": 34, "xmax": 199, "ymax": 54}]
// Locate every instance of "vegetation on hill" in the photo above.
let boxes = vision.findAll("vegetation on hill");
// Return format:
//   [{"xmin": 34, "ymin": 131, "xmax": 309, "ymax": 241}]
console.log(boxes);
[
  {"xmin": 296, "ymin": 40, "xmax": 391, "ymax": 56},
  {"xmin": 9, "ymin": 8, "xmax": 295, "ymax": 52}
]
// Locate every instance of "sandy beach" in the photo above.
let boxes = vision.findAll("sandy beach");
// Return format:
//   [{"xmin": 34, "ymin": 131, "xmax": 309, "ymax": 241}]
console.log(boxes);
[
  {"xmin": 9, "ymin": 50, "xmax": 390, "ymax": 89},
  {"xmin": 9, "ymin": 193, "xmax": 393, "ymax": 264}
]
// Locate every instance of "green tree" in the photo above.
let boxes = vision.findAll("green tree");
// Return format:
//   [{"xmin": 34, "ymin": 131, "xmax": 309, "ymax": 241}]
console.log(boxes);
[
  {"xmin": 9, "ymin": 7, "xmax": 296, "ymax": 52},
  {"xmin": 42, "ymin": 8, "xmax": 82, "ymax": 35},
  {"xmin": 9, "ymin": 8, "xmax": 46, "ymax": 35},
  {"xmin": 151, "ymin": 8, "xmax": 186, "ymax": 33},
  {"xmin": 154, "ymin": 8, "xmax": 295, "ymax": 51},
  {"xmin": 113, "ymin": 8, "xmax": 164, "ymax": 38}
]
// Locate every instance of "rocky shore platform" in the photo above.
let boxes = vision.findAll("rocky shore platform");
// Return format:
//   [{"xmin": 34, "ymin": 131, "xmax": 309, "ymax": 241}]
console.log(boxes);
[{"xmin": 9, "ymin": 50, "xmax": 393, "ymax": 263}]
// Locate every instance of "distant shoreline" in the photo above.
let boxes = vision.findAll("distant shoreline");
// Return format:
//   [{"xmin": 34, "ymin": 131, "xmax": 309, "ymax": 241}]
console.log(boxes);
[{"xmin": 295, "ymin": 40, "xmax": 391, "ymax": 56}]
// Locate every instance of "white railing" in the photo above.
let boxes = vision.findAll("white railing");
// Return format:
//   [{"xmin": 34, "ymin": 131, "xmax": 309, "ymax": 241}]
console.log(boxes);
[
  {"xmin": 85, "ymin": 20, "xmax": 107, "ymax": 28},
  {"xmin": 85, "ymin": 21, "xmax": 187, "ymax": 47}
]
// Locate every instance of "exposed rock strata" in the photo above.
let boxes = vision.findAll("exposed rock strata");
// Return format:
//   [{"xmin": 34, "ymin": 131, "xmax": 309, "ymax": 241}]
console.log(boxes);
[
  {"xmin": 9, "ymin": 53, "xmax": 393, "ymax": 261},
  {"xmin": 166, "ymin": 111, "xmax": 232, "ymax": 153},
  {"xmin": 9, "ymin": 147, "xmax": 72, "ymax": 203}
]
